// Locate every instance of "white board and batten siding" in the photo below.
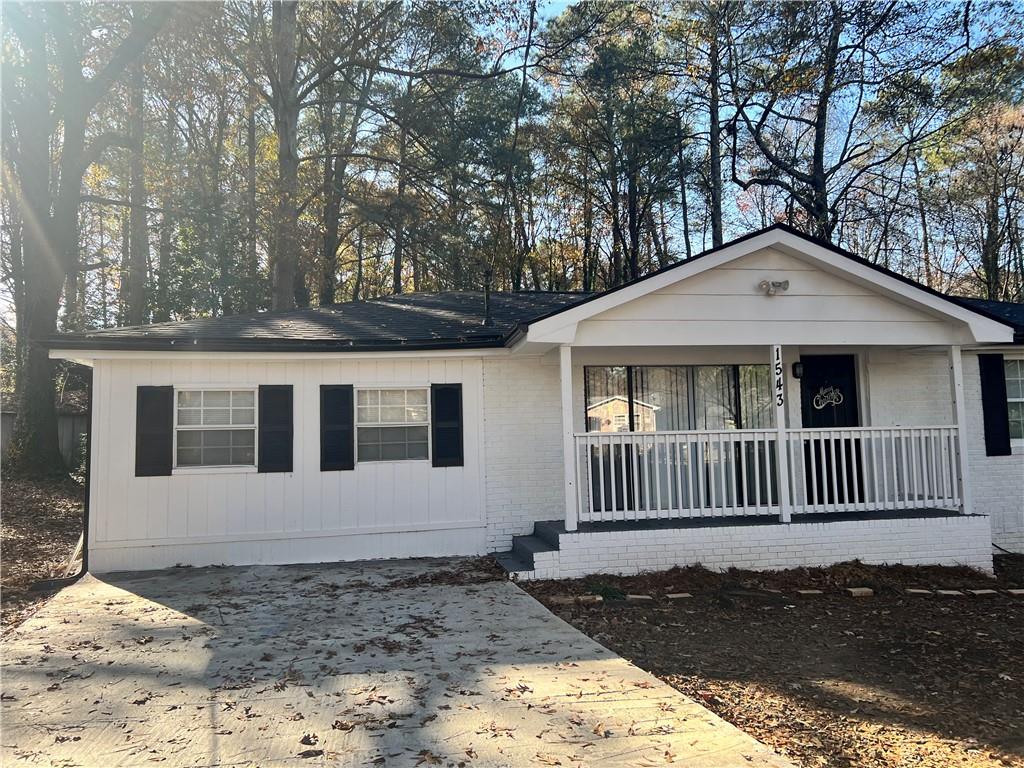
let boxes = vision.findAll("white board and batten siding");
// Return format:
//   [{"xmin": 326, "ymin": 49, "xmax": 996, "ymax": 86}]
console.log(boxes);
[{"xmin": 88, "ymin": 356, "xmax": 486, "ymax": 572}]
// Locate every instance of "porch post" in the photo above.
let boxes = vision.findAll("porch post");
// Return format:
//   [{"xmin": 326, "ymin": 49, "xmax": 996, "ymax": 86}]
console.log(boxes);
[
  {"xmin": 948, "ymin": 345, "xmax": 974, "ymax": 515},
  {"xmin": 560, "ymin": 344, "xmax": 579, "ymax": 531},
  {"xmin": 772, "ymin": 345, "xmax": 793, "ymax": 522}
]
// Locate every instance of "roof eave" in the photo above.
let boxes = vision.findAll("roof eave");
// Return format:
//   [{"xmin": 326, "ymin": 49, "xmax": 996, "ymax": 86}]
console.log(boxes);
[{"xmin": 43, "ymin": 335, "xmax": 509, "ymax": 354}]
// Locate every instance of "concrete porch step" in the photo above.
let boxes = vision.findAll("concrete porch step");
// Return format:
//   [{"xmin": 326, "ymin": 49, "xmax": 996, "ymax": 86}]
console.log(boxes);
[
  {"xmin": 512, "ymin": 533, "xmax": 558, "ymax": 568},
  {"xmin": 534, "ymin": 520, "xmax": 567, "ymax": 548},
  {"xmin": 493, "ymin": 551, "xmax": 532, "ymax": 574}
]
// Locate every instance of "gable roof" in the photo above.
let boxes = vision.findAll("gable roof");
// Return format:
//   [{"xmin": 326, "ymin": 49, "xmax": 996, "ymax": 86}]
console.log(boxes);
[
  {"xmin": 46, "ymin": 291, "xmax": 592, "ymax": 352},
  {"xmin": 46, "ymin": 224, "xmax": 1017, "ymax": 354},
  {"xmin": 519, "ymin": 223, "xmax": 1015, "ymax": 345}
]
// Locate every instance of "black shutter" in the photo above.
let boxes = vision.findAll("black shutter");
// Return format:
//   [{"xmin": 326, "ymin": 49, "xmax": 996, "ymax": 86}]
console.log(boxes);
[
  {"xmin": 136, "ymin": 386, "xmax": 173, "ymax": 476},
  {"xmin": 979, "ymin": 354, "xmax": 1012, "ymax": 457},
  {"xmin": 258, "ymin": 385, "xmax": 293, "ymax": 472},
  {"xmin": 431, "ymin": 383, "xmax": 463, "ymax": 467},
  {"xmin": 320, "ymin": 385, "xmax": 354, "ymax": 471}
]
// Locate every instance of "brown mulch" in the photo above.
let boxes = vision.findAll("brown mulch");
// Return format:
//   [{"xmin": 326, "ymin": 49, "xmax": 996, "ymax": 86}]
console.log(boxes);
[
  {"xmin": 521, "ymin": 559, "xmax": 1024, "ymax": 768},
  {"xmin": 1, "ymin": 476, "xmax": 84, "ymax": 629}
]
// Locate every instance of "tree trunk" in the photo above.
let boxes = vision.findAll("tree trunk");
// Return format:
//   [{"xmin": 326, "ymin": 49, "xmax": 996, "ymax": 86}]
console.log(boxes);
[
  {"xmin": 10, "ymin": 29, "xmax": 65, "ymax": 472},
  {"xmin": 626, "ymin": 139, "xmax": 640, "ymax": 281},
  {"xmin": 243, "ymin": 9, "xmax": 260, "ymax": 313},
  {"xmin": 352, "ymin": 228, "xmax": 364, "ymax": 301},
  {"xmin": 707, "ymin": 6, "xmax": 723, "ymax": 248},
  {"xmin": 810, "ymin": 6, "xmax": 844, "ymax": 239},
  {"xmin": 582, "ymin": 161, "xmax": 595, "ymax": 291},
  {"xmin": 319, "ymin": 79, "xmax": 340, "ymax": 304},
  {"xmin": 391, "ymin": 119, "xmax": 409, "ymax": 295},
  {"xmin": 981, "ymin": 186, "xmax": 1003, "ymax": 298},
  {"xmin": 126, "ymin": 60, "xmax": 149, "ymax": 325},
  {"xmin": 910, "ymin": 150, "xmax": 933, "ymax": 288},
  {"xmin": 676, "ymin": 114, "xmax": 693, "ymax": 259},
  {"xmin": 154, "ymin": 100, "xmax": 176, "ymax": 322},
  {"xmin": 270, "ymin": 0, "xmax": 300, "ymax": 311}
]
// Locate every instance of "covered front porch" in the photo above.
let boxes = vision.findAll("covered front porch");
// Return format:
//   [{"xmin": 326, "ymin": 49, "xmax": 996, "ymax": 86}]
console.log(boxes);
[
  {"xmin": 497, "ymin": 227, "xmax": 1011, "ymax": 579},
  {"xmin": 562, "ymin": 344, "xmax": 971, "ymax": 530}
]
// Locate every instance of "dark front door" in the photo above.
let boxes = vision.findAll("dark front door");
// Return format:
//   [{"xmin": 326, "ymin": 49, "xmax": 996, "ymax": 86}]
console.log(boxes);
[{"xmin": 799, "ymin": 355, "xmax": 862, "ymax": 505}]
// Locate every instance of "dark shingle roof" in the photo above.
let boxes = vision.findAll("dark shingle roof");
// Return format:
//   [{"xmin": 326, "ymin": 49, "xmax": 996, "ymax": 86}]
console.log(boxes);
[
  {"xmin": 46, "ymin": 291, "xmax": 594, "ymax": 352},
  {"xmin": 954, "ymin": 298, "xmax": 1024, "ymax": 343},
  {"xmin": 45, "ymin": 224, "xmax": 1021, "ymax": 353}
]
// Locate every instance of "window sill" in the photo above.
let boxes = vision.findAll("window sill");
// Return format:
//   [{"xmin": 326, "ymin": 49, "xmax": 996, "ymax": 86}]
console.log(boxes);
[
  {"xmin": 357, "ymin": 459, "xmax": 432, "ymax": 466},
  {"xmin": 172, "ymin": 466, "xmax": 259, "ymax": 476}
]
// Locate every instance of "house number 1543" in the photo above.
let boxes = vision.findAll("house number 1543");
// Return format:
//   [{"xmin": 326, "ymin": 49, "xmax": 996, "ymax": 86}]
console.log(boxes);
[{"xmin": 773, "ymin": 345, "xmax": 785, "ymax": 407}]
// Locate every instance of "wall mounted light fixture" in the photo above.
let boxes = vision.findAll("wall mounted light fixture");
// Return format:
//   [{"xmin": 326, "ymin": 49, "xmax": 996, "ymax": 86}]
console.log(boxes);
[{"xmin": 758, "ymin": 279, "xmax": 790, "ymax": 296}]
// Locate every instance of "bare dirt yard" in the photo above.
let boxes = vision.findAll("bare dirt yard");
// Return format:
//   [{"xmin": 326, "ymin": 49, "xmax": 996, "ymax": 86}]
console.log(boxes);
[
  {"xmin": 521, "ymin": 558, "xmax": 1024, "ymax": 768},
  {"xmin": 1, "ymin": 476, "xmax": 83, "ymax": 629}
]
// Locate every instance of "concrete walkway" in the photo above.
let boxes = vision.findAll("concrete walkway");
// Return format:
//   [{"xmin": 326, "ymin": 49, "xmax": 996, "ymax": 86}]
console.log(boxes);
[{"xmin": 2, "ymin": 559, "xmax": 791, "ymax": 767}]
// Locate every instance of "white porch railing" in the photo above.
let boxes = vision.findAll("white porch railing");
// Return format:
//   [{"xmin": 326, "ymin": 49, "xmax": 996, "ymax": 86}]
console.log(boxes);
[{"xmin": 573, "ymin": 426, "xmax": 962, "ymax": 524}]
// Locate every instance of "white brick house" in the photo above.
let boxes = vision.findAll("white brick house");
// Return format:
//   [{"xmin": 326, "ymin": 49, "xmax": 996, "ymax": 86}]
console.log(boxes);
[{"xmin": 48, "ymin": 225, "xmax": 1024, "ymax": 578}]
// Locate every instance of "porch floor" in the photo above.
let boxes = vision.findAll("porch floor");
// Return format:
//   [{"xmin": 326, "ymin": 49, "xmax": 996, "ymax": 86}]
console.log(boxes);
[{"xmin": 558, "ymin": 508, "xmax": 967, "ymax": 534}]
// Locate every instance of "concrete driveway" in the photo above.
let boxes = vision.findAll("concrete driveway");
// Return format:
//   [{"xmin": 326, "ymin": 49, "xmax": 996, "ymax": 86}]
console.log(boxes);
[{"xmin": 1, "ymin": 559, "xmax": 790, "ymax": 767}]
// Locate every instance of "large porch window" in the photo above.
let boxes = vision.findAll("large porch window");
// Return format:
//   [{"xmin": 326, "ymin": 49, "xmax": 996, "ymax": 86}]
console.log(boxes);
[
  {"xmin": 583, "ymin": 364, "xmax": 777, "ymax": 515},
  {"xmin": 584, "ymin": 364, "xmax": 773, "ymax": 433}
]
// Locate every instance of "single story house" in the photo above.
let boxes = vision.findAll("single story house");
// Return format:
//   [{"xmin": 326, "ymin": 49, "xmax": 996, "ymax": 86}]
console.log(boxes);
[{"xmin": 47, "ymin": 224, "xmax": 1024, "ymax": 578}]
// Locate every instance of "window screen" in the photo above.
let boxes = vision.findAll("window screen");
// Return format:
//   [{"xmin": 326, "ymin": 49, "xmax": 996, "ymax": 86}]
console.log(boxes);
[
  {"xmin": 175, "ymin": 390, "xmax": 256, "ymax": 467},
  {"xmin": 356, "ymin": 388, "xmax": 429, "ymax": 461}
]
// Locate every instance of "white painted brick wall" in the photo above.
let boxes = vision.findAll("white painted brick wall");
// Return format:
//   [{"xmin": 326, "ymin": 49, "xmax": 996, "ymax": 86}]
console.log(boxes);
[
  {"xmin": 863, "ymin": 348, "xmax": 1023, "ymax": 553},
  {"xmin": 865, "ymin": 348, "xmax": 952, "ymax": 426},
  {"xmin": 482, "ymin": 355, "xmax": 564, "ymax": 551},
  {"xmin": 963, "ymin": 351, "xmax": 1024, "ymax": 552},
  {"xmin": 518, "ymin": 515, "xmax": 994, "ymax": 580}
]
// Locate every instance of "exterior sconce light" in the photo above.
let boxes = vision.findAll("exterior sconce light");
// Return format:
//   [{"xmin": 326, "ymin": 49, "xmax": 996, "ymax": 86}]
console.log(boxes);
[
  {"xmin": 792, "ymin": 361, "xmax": 804, "ymax": 379},
  {"xmin": 758, "ymin": 279, "xmax": 790, "ymax": 296}
]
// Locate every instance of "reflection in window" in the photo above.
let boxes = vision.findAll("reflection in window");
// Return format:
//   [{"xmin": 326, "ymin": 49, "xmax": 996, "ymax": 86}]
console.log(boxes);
[
  {"xmin": 633, "ymin": 366, "xmax": 690, "ymax": 431},
  {"xmin": 584, "ymin": 364, "xmax": 774, "ymax": 432},
  {"xmin": 693, "ymin": 366, "xmax": 737, "ymax": 430},
  {"xmin": 739, "ymin": 365, "xmax": 774, "ymax": 428},
  {"xmin": 585, "ymin": 366, "xmax": 630, "ymax": 432}
]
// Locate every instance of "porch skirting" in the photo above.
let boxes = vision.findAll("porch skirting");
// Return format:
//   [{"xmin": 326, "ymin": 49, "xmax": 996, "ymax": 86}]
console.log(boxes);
[{"xmin": 513, "ymin": 513, "xmax": 993, "ymax": 581}]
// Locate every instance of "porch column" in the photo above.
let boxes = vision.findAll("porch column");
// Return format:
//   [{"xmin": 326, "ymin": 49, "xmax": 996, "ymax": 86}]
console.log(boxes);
[
  {"xmin": 772, "ymin": 345, "xmax": 793, "ymax": 523},
  {"xmin": 948, "ymin": 345, "xmax": 974, "ymax": 515},
  {"xmin": 560, "ymin": 344, "xmax": 579, "ymax": 531}
]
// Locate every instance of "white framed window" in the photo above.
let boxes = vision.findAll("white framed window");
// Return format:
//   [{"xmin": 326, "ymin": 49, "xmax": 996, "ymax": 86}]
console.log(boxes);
[
  {"xmin": 1007, "ymin": 358, "xmax": 1024, "ymax": 444},
  {"xmin": 175, "ymin": 389, "xmax": 257, "ymax": 468},
  {"xmin": 356, "ymin": 388, "xmax": 429, "ymax": 462}
]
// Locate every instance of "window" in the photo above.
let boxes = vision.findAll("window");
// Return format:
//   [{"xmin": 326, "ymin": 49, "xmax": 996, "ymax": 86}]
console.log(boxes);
[
  {"xmin": 584, "ymin": 365, "xmax": 774, "ymax": 432},
  {"xmin": 1007, "ymin": 359, "xmax": 1024, "ymax": 442},
  {"xmin": 175, "ymin": 389, "xmax": 256, "ymax": 468},
  {"xmin": 356, "ymin": 388, "xmax": 429, "ymax": 461}
]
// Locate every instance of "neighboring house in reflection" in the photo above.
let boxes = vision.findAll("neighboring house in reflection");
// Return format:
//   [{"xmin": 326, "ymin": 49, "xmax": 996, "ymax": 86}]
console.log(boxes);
[{"xmin": 586, "ymin": 396, "xmax": 659, "ymax": 432}]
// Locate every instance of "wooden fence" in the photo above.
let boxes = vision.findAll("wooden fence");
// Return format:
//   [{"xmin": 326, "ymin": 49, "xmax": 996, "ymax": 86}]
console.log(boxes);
[{"xmin": 1, "ymin": 411, "xmax": 89, "ymax": 468}]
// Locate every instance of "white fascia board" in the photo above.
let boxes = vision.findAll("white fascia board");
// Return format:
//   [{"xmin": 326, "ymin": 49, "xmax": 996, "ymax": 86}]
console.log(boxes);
[
  {"xmin": 48, "ymin": 346, "xmax": 512, "ymax": 363},
  {"xmin": 524, "ymin": 228, "xmax": 1014, "ymax": 345}
]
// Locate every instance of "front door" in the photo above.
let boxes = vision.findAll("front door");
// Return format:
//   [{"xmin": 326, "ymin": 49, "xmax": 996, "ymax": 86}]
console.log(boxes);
[{"xmin": 799, "ymin": 355, "xmax": 862, "ymax": 506}]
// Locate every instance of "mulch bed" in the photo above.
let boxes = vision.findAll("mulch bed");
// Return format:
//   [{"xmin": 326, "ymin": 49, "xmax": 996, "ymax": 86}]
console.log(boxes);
[
  {"xmin": 521, "ymin": 558, "xmax": 1024, "ymax": 768},
  {"xmin": 1, "ymin": 476, "xmax": 84, "ymax": 629}
]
